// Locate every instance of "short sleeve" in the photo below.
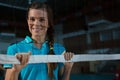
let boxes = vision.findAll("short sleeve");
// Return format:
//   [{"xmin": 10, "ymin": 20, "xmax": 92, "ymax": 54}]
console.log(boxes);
[
  {"xmin": 53, "ymin": 43, "xmax": 66, "ymax": 55},
  {"xmin": 3, "ymin": 45, "xmax": 17, "ymax": 68},
  {"xmin": 53, "ymin": 43, "xmax": 66, "ymax": 68}
]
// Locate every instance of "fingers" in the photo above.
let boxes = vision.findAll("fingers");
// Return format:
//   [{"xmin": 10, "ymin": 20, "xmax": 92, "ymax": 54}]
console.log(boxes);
[
  {"xmin": 15, "ymin": 52, "xmax": 31, "ymax": 64},
  {"xmin": 15, "ymin": 54, "xmax": 22, "ymax": 62},
  {"xmin": 21, "ymin": 54, "xmax": 28, "ymax": 64},
  {"xmin": 64, "ymin": 52, "xmax": 74, "ymax": 61},
  {"xmin": 28, "ymin": 51, "xmax": 31, "ymax": 55}
]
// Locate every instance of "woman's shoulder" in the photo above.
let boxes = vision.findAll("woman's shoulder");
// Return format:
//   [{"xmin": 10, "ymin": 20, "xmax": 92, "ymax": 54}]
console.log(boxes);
[
  {"xmin": 9, "ymin": 36, "xmax": 32, "ymax": 47},
  {"xmin": 53, "ymin": 42, "xmax": 66, "ymax": 55},
  {"xmin": 8, "ymin": 39, "xmax": 25, "ymax": 48},
  {"xmin": 53, "ymin": 42, "xmax": 64, "ymax": 47}
]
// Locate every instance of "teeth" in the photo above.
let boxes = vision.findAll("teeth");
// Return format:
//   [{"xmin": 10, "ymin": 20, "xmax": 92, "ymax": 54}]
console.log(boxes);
[{"xmin": 32, "ymin": 28, "xmax": 40, "ymax": 29}]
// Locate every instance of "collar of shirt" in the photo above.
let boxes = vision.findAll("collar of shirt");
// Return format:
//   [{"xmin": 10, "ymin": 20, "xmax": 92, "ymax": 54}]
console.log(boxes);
[{"xmin": 24, "ymin": 36, "xmax": 48, "ymax": 49}]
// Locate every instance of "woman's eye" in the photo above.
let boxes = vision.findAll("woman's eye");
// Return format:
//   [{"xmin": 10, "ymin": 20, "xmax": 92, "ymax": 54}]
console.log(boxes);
[
  {"xmin": 39, "ymin": 18, "xmax": 45, "ymax": 22},
  {"xmin": 29, "ymin": 17, "xmax": 35, "ymax": 21}
]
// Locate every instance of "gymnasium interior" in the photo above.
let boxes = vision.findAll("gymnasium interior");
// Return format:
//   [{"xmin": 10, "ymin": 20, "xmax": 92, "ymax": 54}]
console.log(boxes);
[{"xmin": 0, "ymin": 0, "xmax": 120, "ymax": 80}]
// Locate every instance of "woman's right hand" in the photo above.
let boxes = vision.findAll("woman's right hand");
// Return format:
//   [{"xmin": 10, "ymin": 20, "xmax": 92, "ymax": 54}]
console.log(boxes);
[{"xmin": 12, "ymin": 52, "xmax": 31, "ymax": 72}]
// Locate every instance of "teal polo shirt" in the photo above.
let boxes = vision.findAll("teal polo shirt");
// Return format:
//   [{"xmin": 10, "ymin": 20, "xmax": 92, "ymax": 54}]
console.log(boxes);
[{"xmin": 4, "ymin": 36, "xmax": 66, "ymax": 80}]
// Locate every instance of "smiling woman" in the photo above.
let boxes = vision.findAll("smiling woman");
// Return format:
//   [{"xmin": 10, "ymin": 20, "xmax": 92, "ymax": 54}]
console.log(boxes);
[
  {"xmin": 4, "ymin": 2, "xmax": 74, "ymax": 80},
  {"xmin": 27, "ymin": 9, "xmax": 49, "ymax": 38}
]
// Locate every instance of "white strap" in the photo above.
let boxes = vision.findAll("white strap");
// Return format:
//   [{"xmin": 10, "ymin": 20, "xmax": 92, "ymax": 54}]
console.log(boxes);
[{"xmin": 0, "ymin": 54, "xmax": 120, "ymax": 64}]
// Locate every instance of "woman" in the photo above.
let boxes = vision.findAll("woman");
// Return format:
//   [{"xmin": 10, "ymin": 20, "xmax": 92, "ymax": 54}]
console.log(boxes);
[{"xmin": 4, "ymin": 2, "xmax": 74, "ymax": 80}]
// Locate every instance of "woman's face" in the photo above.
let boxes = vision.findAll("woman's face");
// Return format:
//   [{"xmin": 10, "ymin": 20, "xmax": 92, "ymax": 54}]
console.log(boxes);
[{"xmin": 27, "ymin": 9, "xmax": 49, "ymax": 37}]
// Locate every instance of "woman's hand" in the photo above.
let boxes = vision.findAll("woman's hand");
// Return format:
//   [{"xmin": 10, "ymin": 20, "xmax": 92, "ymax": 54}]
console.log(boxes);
[
  {"xmin": 12, "ymin": 52, "xmax": 31, "ymax": 72},
  {"xmin": 63, "ymin": 52, "xmax": 74, "ymax": 68},
  {"xmin": 62, "ymin": 52, "xmax": 74, "ymax": 80}
]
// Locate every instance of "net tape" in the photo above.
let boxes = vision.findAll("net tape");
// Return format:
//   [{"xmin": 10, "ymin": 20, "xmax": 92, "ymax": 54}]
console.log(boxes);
[{"xmin": 0, "ymin": 54, "xmax": 120, "ymax": 64}]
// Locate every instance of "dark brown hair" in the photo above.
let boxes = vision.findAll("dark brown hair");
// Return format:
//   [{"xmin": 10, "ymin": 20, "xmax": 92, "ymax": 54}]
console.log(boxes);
[{"xmin": 27, "ymin": 2, "xmax": 57, "ymax": 79}]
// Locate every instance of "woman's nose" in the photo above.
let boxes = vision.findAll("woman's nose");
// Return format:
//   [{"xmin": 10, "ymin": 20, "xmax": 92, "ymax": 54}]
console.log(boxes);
[{"xmin": 34, "ymin": 20, "xmax": 41, "ymax": 26}]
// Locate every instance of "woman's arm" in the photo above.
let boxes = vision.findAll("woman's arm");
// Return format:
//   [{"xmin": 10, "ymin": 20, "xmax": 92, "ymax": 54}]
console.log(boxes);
[
  {"xmin": 5, "ymin": 52, "xmax": 31, "ymax": 80},
  {"xmin": 59, "ymin": 62, "xmax": 74, "ymax": 80},
  {"xmin": 59, "ymin": 52, "xmax": 74, "ymax": 80},
  {"xmin": 64, "ymin": 62, "xmax": 74, "ymax": 80},
  {"xmin": 5, "ymin": 68, "xmax": 20, "ymax": 80}
]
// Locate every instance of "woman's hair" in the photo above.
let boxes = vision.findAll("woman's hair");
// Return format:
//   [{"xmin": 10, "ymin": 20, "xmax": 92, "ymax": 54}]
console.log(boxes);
[{"xmin": 27, "ymin": 2, "xmax": 57, "ymax": 79}]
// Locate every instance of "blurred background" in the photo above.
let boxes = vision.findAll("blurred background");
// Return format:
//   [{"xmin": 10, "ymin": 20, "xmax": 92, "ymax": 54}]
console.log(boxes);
[{"xmin": 0, "ymin": 0, "xmax": 120, "ymax": 80}]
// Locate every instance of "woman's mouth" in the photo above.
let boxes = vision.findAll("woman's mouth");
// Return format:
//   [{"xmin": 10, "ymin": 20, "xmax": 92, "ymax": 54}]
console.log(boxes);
[{"xmin": 32, "ymin": 28, "xmax": 41, "ymax": 32}]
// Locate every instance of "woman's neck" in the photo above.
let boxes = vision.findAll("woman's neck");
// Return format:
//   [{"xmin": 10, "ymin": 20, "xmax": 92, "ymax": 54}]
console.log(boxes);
[
  {"xmin": 31, "ymin": 35, "xmax": 46, "ymax": 48},
  {"xmin": 32, "ymin": 35, "xmax": 45, "ymax": 43}
]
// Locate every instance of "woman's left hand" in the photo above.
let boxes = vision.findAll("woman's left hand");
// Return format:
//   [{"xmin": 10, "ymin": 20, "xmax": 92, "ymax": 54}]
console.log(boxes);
[{"xmin": 63, "ymin": 52, "xmax": 74, "ymax": 68}]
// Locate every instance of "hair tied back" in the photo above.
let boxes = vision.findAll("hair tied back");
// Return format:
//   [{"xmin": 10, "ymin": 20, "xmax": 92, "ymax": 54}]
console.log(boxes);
[{"xmin": 50, "ymin": 47, "xmax": 53, "ymax": 50}]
